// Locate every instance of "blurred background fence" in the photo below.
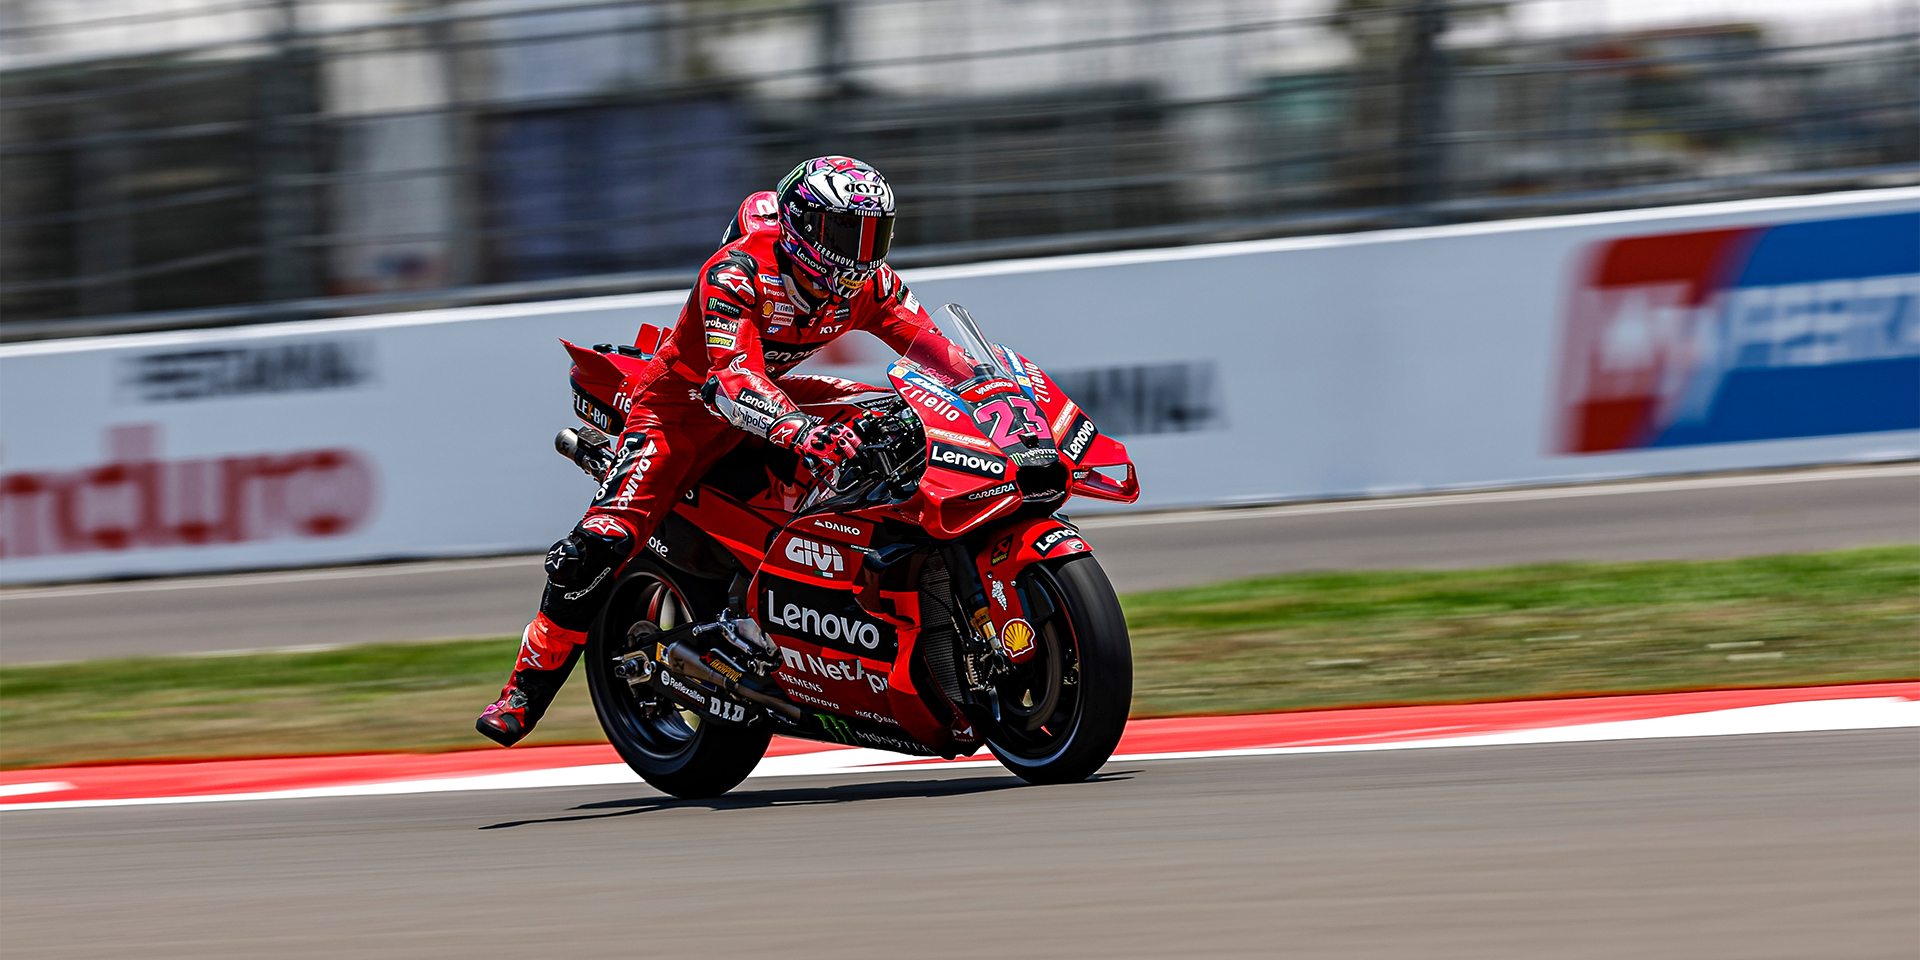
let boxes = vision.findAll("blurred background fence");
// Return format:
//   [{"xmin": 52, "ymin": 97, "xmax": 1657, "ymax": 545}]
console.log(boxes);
[{"xmin": 3, "ymin": 0, "xmax": 1915, "ymax": 336}]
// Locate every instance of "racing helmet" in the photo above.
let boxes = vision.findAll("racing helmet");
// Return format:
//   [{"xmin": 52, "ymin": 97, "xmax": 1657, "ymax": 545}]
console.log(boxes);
[{"xmin": 775, "ymin": 156, "xmax": 895, "ymax": 301}]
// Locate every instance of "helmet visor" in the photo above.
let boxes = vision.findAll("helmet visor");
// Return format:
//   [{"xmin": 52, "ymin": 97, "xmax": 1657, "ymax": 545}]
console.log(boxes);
[{"xmin": 811, "ymin": 211, "xmax": 894, "ymax": 266}]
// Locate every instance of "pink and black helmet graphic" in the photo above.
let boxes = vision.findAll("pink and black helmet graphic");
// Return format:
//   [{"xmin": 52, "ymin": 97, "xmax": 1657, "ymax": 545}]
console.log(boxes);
[{"xmin": 776, "ymin": 156, "xmax": 896, "ymax": 300}]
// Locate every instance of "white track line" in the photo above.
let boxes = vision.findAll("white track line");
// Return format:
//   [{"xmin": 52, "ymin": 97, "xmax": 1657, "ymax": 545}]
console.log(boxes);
[
  {"xmin": 6, "ymin": 463, "xmax": 1912, "ymax": 601},
  {"xmin": 5, "ymin": 696, "xmax": 1912, "ymax": 812}
]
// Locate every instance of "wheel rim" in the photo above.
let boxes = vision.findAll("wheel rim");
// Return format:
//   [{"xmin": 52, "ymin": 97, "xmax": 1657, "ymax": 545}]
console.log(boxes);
[
  {"xmin": 987, "ymin": 567, "xmax": 1084, "ymax": 761},
  {"xmin": 603, "ymin": 573, "xmax": 706, "ymax": 759}
]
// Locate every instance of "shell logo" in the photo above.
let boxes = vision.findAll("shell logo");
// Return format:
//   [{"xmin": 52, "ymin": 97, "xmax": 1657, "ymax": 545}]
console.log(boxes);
[{"xmin": 1000, "ymin": 618, "xmax": 1036, "ymax": 661}]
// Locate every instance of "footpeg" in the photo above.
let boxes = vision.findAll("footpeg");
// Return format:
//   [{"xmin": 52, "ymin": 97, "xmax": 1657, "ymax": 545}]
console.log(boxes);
[
  {"xmin": 612, "ymin": 649, "xmax": 656, "ymax": 686},
  {"xmin": 695, "ymin": 618, "xmax": 781, "ymax": 671}
]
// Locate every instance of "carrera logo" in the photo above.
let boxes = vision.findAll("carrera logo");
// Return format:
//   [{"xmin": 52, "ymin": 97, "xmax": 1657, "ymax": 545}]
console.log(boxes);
[
  {"xmin": 928, "ymin": 442, "xmax": 1006, "ymax": 479},
  {"xmin": 1032, "ymin": 526, "xmax": 1085, "ymax": 556},
  {"xmin": 784, "ymin": 537, "xmax": 845, "ymax": 576},
  {"xmin": 1061, "ymin": 414, "xmax": 1098, "ymax": 461},
  {"xmin": 964, "ymin": 481, "xmax": 1016, "ymax": 502}
]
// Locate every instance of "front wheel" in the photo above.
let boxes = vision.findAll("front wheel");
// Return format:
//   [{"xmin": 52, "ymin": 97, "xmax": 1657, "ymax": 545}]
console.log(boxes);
[
  {"xmin": 984, "ymin": 555, "xmax": 1133, "ymax": 785},
  {"xmin": 585, "ymin": 559, "xmax": 771, "ymax": 799}
]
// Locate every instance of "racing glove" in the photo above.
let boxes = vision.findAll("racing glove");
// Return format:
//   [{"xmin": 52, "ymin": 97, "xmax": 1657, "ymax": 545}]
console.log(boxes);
[{"xmin": 768, "ymin": 413, "xmax": 862, "ymax": 471}]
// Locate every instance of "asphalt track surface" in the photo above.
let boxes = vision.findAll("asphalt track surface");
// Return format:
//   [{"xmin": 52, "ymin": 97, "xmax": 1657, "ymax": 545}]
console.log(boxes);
[
  {"xmin": 2, "ymin": 464, "xmax": 1915, "ymax": 663},
  {"xmin": 3, "ymin": 729, "xmax": 1914, "ymax": 959}
]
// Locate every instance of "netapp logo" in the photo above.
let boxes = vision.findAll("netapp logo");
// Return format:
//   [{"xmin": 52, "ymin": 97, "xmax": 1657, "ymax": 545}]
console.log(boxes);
[
  {"xmin": 928, "ymin": 442, "xmax": 1006, "ymax": 478},
  {"xmin": 121, "ymin": 340, "xmax": 373, "ymax": 403},
  {"xmin": 780, "ymin": 646, "xmax": 889, "ymax": 693},
  {"xmin": 766, "ymin": 589, "xmax": 883, "ymax": 650}
]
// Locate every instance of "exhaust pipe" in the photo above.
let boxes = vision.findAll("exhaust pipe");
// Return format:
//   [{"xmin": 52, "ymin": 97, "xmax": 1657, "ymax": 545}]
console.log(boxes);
[{"xmin": 662, "ymin": 641, "xmax": 807, "ymax": 722}]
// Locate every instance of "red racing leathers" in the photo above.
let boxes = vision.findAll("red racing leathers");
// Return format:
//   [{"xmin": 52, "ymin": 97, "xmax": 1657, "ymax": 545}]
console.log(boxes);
[{"xmin": 508, "ymin": 191, "xmax": 961, "ymax": 680}]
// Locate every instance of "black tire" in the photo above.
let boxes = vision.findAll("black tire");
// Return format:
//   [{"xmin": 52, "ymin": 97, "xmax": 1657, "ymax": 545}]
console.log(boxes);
[
  {"xmin": 585, "ymin": 558, "xmax": 771, "ymax": 799},
  {"xmin": 984, "ymin": 554, "xmax": 1133, "ymax": 785}
]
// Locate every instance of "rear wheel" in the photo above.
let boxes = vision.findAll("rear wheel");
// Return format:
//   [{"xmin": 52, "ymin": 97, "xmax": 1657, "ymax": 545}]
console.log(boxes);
[
  {"xmin": 983, "ymin": 555, "xmax": 1132, "ymax": 784},
  {"xmin": 585, "ymin": 559, "xmax": 771, "ymax": 798}
]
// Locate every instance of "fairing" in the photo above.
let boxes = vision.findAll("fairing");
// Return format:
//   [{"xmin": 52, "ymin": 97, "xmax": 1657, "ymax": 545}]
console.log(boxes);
[{"xmin": 561, "ymin": 302, "xmax": 1135, "ymax": 757}]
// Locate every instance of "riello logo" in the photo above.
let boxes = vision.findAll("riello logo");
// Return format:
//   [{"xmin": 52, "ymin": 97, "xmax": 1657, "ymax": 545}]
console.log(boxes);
[
  {"xmin": 1, "ymin": 424, "xmax": 375, "ymax": 558},
  {"xmin": 783, "ymin": 537, "xmax": 844, "ymax": 575}
]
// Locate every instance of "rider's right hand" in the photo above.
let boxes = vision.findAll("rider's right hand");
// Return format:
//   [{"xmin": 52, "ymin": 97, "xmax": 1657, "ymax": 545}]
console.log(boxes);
[{"xmin": 769, "ymin": 413, "xmax": 861, "ymax": 471}]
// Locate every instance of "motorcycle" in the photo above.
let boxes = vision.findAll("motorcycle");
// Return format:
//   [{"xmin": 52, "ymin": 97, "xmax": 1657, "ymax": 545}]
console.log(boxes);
[{"xmin": 554, "ymin": 304, "xmax": 1141, "ymax": 798}]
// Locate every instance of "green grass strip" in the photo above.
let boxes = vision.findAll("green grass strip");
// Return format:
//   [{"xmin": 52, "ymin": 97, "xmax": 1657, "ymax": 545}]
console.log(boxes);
[{"xmin": 2, "ymin": 547, "xmax": 1915, "ymax": 769}]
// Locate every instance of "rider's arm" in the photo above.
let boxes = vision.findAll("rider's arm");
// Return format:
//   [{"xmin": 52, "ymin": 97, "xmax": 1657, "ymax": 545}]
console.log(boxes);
[
  {"xmin": 861, "ymin": 266, "xmax": 975, "ymax": 371},
  {"xmin": 697, "ymin": 255, "xmax": 841, "ymax": 454}
]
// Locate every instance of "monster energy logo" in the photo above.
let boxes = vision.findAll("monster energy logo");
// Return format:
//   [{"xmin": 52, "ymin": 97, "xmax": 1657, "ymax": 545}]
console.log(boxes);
[{"xmin": 816, "ymin": 714, "xmax": 856, "ymax": 745}]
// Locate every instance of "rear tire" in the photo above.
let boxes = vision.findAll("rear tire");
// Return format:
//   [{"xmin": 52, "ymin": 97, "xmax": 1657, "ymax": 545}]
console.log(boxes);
[
  {"xmin": 984, "ymin": 555, "xmax": 1132, "ymax": 784},
  {"xmin": 585, "ymin": 559, "xmax": 771, "ymax": 799}
]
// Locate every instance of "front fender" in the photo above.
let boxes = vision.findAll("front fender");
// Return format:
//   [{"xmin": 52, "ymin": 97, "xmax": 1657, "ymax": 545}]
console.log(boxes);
[{"xmin": 969, "ymin": 516, "xmax": 1092, "ymax": 663}]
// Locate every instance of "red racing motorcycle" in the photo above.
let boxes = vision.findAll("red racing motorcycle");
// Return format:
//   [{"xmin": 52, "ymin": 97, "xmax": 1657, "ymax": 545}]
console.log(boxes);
[{"xmin": 554, "ymin": 304, "xmax": 1140, "ymax": 798}]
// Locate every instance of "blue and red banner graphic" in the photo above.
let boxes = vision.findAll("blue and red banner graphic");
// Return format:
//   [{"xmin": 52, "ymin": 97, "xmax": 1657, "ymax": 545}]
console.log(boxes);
[{"xmin": 1553, "ymin": 212, "xmax": 1918, "ymax": 453}]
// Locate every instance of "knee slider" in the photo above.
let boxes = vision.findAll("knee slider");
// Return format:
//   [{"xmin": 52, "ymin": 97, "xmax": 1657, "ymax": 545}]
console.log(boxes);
[{"xmin": 545, "ymin": 517, "xmax": 634, "ymax": 590}]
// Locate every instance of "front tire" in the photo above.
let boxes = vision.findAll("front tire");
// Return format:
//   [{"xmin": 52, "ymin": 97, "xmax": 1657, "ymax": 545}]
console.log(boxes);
[
  {"xmin": 984, "ymin": 555, "xmax": 1132, "ymax": 785},
  {"xmin": 585, "ymin": 559, "xmax": 771, "ymax": 799}
]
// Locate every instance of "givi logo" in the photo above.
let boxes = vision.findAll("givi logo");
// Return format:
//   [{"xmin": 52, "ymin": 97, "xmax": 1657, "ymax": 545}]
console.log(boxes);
[{"xmin": 784, "ymin": 537, "xmax": 845, "ymax": 575}]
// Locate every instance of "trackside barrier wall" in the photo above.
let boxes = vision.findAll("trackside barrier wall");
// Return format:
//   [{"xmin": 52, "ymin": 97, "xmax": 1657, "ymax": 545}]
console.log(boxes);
[{"xmin": 3, "ymin": 188, "xmax": 1915, "ymax": 583}]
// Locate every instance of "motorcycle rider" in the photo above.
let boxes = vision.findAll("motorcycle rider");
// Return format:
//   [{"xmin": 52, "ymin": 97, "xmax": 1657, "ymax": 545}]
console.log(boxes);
[{"xmin": 477, "ymin": 156, "xmax": 972, "ymax": 747}]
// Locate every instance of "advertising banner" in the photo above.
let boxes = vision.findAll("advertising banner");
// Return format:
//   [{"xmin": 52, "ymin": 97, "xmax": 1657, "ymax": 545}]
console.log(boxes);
[{"xmin": 4, "ymin": 187, "xmax": 1915, "ymax": 583}]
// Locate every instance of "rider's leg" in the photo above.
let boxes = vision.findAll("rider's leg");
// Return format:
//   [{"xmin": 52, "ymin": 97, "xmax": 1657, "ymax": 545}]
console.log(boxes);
[{"xmin": 478, "ymin": 399, "xmax": 735, "ymax": 746}]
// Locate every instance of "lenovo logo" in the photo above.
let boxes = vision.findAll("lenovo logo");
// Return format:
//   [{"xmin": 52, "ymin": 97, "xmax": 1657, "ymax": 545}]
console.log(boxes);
[{"xmin": 765, "ymin": 590, "xmax": 883, "ymax": 650}]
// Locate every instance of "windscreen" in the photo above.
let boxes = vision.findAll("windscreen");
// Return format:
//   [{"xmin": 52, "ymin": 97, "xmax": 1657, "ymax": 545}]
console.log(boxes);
[{"xmin": 901, "ymin": 303, "xmax": 1012, "ymax": 388}]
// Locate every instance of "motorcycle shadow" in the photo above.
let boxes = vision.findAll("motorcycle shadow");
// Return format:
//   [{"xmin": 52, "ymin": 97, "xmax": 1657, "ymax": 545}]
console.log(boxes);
[{"xmin": 479, "ymin": 769, "xmax": 1137, "ymax": 830}]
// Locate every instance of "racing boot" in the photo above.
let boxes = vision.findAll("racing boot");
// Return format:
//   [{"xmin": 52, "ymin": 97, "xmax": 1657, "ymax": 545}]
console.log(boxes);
[{"xmin": 476, "ymin": 615, "xmax": 585, "ymax": 747}]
